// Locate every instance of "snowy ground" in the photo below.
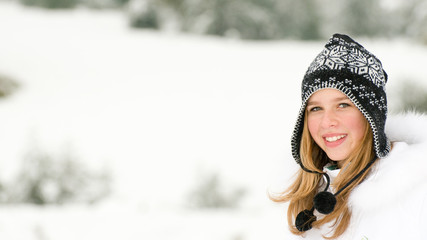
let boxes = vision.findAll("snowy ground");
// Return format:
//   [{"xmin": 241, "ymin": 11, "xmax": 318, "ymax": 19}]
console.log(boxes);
[{"xmin": 0, "ymin": 2, "xmax": 426, "ymax": 239}]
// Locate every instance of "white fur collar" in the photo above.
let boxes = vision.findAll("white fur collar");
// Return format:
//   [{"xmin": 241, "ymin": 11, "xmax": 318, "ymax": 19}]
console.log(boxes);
[
  {"xmin": 385, "ymin": 112, "xmax": 427, "ymax": 144},
  {"xmin": 349, "ymin": 112, "xmax": 427, "ymax": 210}
]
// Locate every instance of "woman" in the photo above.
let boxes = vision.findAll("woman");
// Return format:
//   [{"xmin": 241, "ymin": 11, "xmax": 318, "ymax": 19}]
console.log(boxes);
[{"xmin": 274, "ymin": 33, "xmax": 427, "ymax": 239}]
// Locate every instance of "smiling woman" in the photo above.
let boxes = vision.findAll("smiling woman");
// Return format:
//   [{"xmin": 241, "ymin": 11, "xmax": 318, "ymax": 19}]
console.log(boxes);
[{"xmin": 272, "ymin": 34, "xmax": 427, "ymax": 239}]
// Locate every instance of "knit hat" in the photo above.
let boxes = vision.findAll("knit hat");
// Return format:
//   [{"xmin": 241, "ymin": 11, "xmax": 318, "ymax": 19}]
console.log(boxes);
[{"xmin": 291, "ymin": 33, "xmax": 391, "ymax": 166}]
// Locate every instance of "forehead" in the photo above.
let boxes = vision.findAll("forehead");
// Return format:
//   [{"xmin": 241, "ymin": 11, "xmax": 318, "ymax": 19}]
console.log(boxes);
[{"xmin": 307, "ymin": 88, "xmax": 349, "ymax": 104}]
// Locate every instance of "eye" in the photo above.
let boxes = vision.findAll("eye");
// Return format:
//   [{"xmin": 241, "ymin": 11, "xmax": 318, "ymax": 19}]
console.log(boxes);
[
  {"xmin": 309, "ymin": 106, "xmax": 321, "ymax": 112},
  {"xmin": 338, "ymin": 103, "xmax": 350, "ymax": 108}
]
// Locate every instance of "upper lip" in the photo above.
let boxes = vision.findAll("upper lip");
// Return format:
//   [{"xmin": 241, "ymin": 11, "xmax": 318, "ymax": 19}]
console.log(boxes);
[{"xmin": 322, "ymin": 133, "xmax": 347, "ymax": 138}]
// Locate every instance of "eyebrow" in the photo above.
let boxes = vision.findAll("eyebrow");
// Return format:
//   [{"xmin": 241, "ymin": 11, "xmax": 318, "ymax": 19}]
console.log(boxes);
[{"xmin": 307, "ymin": 97, "xmax": 349, "ymax": 106}]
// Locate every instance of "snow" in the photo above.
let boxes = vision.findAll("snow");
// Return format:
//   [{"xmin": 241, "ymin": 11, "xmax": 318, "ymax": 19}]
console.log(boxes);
[
  {"xmin": 0, "ymin": 204, "xmax": 288, "ymax": 240},
  {"xmin": 0, "ymin": 1, "xmax": 426, "ymax": 239}
]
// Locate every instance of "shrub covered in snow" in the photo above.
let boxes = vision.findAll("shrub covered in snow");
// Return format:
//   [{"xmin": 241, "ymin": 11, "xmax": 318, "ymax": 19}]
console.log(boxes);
[
  {"xmin": 187, "ymin": 171, "xmax": 246, "ymax": 209},
  {"xmin": 19, "ymin": 0, "xmax": 79, "ymax": 9},
  {"xmin": 6, "ymin": 147, "xmax": 112, "ymax": 205},
  {"xmin": 393, "ymin": 80, "xmax": 427, "ymax": 113},
  {"xmin": 0, "ymin": 74, "xmax": 19, "ymax": 99}
]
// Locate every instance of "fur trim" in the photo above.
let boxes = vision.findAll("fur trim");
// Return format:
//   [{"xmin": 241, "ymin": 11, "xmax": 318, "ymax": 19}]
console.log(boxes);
[{"xmin": 385, "ymin": 111, "xmax": 427, "ymax": 143}]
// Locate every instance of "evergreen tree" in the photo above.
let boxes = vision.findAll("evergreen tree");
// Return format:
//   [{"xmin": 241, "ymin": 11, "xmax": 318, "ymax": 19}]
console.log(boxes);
[{"xmin": 339, "ymin": 0, "xmax": 386, "ymax": 37}]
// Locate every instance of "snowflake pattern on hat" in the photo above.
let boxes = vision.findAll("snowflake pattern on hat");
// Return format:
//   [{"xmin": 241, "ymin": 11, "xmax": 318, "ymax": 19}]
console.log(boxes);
[{"xmin": 307, "ymin": 42, "xmax": 387, "ymax": 89}]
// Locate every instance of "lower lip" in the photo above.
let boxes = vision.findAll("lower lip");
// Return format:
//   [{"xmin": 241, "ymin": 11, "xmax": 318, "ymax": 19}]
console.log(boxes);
[{"xmin": 324, "ymin": 136, "xmax": 347, "ymax": 148}]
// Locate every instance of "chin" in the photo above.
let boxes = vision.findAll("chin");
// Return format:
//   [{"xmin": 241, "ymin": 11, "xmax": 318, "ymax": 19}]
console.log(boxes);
[{"xmin": 325, "ymin": 152, "xmax": 348, "ymax": 162}]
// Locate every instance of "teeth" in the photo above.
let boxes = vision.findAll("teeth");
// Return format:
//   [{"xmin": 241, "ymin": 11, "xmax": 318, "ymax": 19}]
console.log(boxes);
[{"xmin": 325, "ymin": 135, "xmax": 346, "ymax": 142}]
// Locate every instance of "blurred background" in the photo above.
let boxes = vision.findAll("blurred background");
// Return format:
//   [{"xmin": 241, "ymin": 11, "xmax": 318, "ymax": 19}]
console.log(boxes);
[{"xmin": 0, "ymin": 0, "xmax": 426, "ymax": 239}]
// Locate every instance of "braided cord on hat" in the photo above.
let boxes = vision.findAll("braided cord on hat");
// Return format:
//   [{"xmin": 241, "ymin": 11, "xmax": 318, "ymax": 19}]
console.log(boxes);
[
  {"xmin": 295, "ymin": 156, "xmax": 377, "ymax": 232},
  {"xmin": 334, "ymin": 157, "xmax": 377, "ymax": 196}
]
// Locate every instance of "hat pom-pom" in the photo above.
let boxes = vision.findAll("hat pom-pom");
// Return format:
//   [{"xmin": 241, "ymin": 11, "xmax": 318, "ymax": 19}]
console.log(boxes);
[
  {"xmin": 314, "ymin": 191, "xmax": 336, "ymax": 214},
  {"xmin": 295, "ymin": 209, "xmax": 316, "ymax": 232}
]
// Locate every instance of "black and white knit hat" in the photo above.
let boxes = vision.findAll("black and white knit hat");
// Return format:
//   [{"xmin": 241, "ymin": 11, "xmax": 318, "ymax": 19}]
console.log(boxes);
[{"xmin": 291, "ymin": 33, "xmax": 391, "ymax": 165}]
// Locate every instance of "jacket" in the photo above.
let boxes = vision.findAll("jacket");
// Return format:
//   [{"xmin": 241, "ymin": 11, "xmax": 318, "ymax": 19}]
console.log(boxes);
[{"xmin": 284, "ymin": 112, "xmax": 427, "ymax": 239}]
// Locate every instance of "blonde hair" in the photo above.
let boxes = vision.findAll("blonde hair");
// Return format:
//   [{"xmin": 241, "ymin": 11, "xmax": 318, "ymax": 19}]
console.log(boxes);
[{"xmin": 272, "ymin": 110, "xmax": 376, "ymax": 239}]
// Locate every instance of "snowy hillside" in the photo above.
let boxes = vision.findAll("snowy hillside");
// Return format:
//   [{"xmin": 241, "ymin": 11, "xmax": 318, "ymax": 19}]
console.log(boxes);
[{"xmin": 0, "ymin": 1, "xmax": 426, "ymax": 239}]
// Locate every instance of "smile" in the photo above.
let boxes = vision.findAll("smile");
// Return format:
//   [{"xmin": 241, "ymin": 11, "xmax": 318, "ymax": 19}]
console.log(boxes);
[{"xmin": 325, "ymin": 134, "xmax": 347, "ymax": 142}]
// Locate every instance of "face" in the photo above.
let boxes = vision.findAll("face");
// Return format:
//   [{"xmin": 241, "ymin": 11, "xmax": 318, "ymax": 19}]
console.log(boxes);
[{"xmin": 307, "ymin": 89, "xmax": 366, "ymax": 165}]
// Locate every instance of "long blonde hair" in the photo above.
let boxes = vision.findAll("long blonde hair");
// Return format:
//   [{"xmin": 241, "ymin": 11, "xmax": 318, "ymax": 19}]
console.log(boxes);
[{"xmin": 272, "ymin": 110, "xmax": 376, "ymax": 239}]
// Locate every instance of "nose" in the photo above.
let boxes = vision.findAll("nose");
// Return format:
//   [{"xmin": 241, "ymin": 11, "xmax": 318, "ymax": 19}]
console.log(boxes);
[{"xmin": 320, "ymin": 109, "xmax": 338, "ymax": 128}]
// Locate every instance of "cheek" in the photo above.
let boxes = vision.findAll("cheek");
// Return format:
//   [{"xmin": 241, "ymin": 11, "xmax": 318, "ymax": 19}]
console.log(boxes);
[
  {"xmin": 346, "ymin": 114, "xmax": 366, "ymax": 141},
  {"xmin": 307, "ymin": 116, "xmax": 320, "ymax": 141}
]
